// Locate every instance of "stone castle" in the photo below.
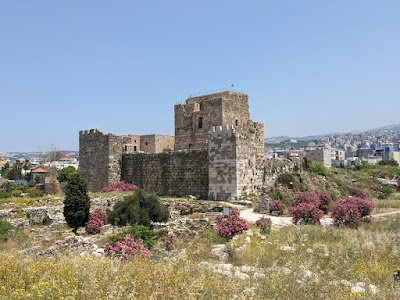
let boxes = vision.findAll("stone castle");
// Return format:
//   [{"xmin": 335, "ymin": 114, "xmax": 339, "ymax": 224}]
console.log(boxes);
[{"xmin": 79, "ymin": 90, "xmax": 265, "ymax": 200}]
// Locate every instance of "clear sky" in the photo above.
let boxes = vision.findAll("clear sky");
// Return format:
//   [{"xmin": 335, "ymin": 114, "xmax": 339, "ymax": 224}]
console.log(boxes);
[{"xmin": 1, "ymin": 1, "xmax": 399, "ymax": 152}]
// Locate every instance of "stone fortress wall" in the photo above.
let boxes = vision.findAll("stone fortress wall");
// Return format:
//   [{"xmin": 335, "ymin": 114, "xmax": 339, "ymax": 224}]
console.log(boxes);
[{"xmin": 80, "ymin": 90, "xmax": 267, "ymax": 200}]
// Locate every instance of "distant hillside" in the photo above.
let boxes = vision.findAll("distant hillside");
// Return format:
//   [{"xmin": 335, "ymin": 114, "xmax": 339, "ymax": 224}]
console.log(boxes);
[{"xmin": 366, "ymin": 123, "xmax": 400, "ymax": 133}]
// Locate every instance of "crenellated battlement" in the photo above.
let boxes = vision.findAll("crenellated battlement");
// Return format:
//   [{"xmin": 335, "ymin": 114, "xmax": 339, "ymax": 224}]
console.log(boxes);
[{"xmin": 79, "ymin": 129, "xmax": 102, "ymax": 135}]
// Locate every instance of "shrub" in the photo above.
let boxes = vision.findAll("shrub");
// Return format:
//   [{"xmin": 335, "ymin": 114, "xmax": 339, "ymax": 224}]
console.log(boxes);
[
  {"xmin": 0, "ymin": 219, "xmax": 13, "ymax": 241},
  {"xmin": 11, "ymin": 189, "xmax": 22, "ymax": 197},
  {"xmin": 101, "ymin": 181, "xmax": 138, "ymax": 193},
  {"xmin": 294, "ymin": 191, "xmax": 330, "ymax": 213},
  {"xmin": 110, "ymin": 224, "xmax": 157, "ymax": 249},
  {"xmin": 314, "ymin": 190, "xmax": 332, "ymax": 214},
  {"xmin": 332, "ymin": 197, "xmax": 375, "ymax": 228},
  {"xmin": 160, "ymin": 232, "xmax": 176, "ymax": 251},
  {"xmin": 63, "ymin": 173, "xmax": 91, "ymax": 233},
  {"xmin": 370, "ymin": 184, "xmax": 381, "ymax": 192},
  {"xmin": 380, "ymin": 186, "xmax": 395, "ymax": 198},
  {"xmin": 290, "ymin": 202, "xmax": 324, "ymax": 225},
  {"xmin": 25, "ymin": 188, "xmax": 43, "ymax": 198},
  {"xmin": 57, "ymin": 166, "xmax": 78, "ymax": 183},
  {"xmin": 269, "ymin": 200, "xmax": 284, "ymax": 216},
  {"xmin": 293, "ymin": 192, "xmax": 320, "ymax": 206},
  {"xmin": 256, "ymin": 217, "xmax": 272, "ymax": 235},
  {"xmin": 104, "ymin": 235, "xmax": 150, "ymax": 259},
  {"xmin": 0, "ymin": 191, "xmax": 11, "ymax": 199},
  {"xmin": 378, "ymin": 159, "xmax": 399, "ymax": 166},
  {"xmin": 350, "ymin": 187, "xmax": 368, "ymax": 199},
  {"xmin": 107, "ymin": 189, "xmax": 169, "ymax": 227},
  {"xmin": 86, "ymin": 210, "xmax": 107, "ymax": 235},
  {"xmin": 215, "ymin": 209, "xmax": 250, "ymax": 239},
  {"xmin": 277, "ymin": 173, "xmax": 295, "ymax": 186}
]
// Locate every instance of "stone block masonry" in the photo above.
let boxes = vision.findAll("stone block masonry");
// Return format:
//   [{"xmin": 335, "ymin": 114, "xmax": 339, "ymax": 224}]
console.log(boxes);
[
  {"xmin": 80, "ymin": 90, "xmax": 266, "ymax": 200},
  {"xmin": 121, "ymin": 150, "xmax": 208, "ymax": 197}
]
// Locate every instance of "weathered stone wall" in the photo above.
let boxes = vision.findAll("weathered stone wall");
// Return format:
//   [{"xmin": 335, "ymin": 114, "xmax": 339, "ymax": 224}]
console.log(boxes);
[
  {"xmin": 174, "ymin": 91, "xmax": 250, "ymax": 151},
  {"xmin": 236, "ymin": 130, "xmax": 264, "ymax": 197},
  {"xmin": 208, "ymin": 125, "xmax": 238, "ymax": 200},
  {"xmin": 79, "ymin": 129, "xmax": 110, "ymax": 192},
  {"xmin": 154, "ymin": 135, "xmax": 175, "ymax": 153},
  {"xmin": 121, "ymin": 150, "xmax": 208, "ymax": 197},
  {"xmin": 208, "ymin": 124, "xmax": 264, "ymax": 201},
  {"xmin": 140, "ymin": 134, "xmax": 175, "ymax": 153},
  {"xmin": 262, "ymin": 158, "xmax": 303, "ymax": 191},
  {"xmin": 80, "ymin": 130, "xmax": 175, "ymax": 192}
]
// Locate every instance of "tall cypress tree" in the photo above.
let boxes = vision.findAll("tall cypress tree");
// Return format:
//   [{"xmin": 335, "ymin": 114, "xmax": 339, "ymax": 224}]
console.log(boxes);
[{"xmin": 63, "ymin": 173, "xmax": 90, "ymax": 233}]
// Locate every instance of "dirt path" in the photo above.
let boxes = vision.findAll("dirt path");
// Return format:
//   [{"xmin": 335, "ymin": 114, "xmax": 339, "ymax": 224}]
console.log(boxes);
[{"xmin": 239, "ymin": 208, "xmax": 400, "ymax": 226}]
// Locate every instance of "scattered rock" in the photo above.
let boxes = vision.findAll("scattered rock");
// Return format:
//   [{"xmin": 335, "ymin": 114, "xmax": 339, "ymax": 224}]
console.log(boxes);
[{"xmin": 280, "ymin": 246, "xmax": 295, "ymax": 252}]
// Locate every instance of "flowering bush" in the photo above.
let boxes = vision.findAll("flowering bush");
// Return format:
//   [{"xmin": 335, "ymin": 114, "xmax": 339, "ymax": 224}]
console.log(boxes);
[
  {"xmin": 104, "ymin": 235, "xmax": 150, "ymax": 259},
  {"xmin": 216, "ymin": 209, "xmax": 250, "ymax": 239},
  {"xmin": 314, "ymin": 190, "xmax": 332, "ymax": 214},
  {"xmin": 101, "ymin": 181, "xmax": 138, "ymax": 193},
  {"xmin": 332, "ymin": 197, "xmax": 375, "ymax": 228},
  {"xmin": 160, "ymin": 232, "xmax": 176, "ymax": 251},
  {"xmin": 110, "ymin": 225, "xmax": 157, "ymax": 249},
  {"xmin": 86, "ymin": 210, "xmax": 107, "ymax": 235},
  {"xmin": 293, "ymin": 191, "xmax": 332, "ymax": 214},
  {"xmin": 370, "ymin": 185, "xmax": 381, "ymax": 192},
  {"xmin": 256, "ymin": 217, "xmax": 272, "ymax": 235},
  {"xmin": 269, "ymin": 200, "xmax": 284, "ymax": 216},
  {"xmin": 290, "ymin": 202, "xmax": 324, "ymax": 225},
  {"xmin": 350, "ymin": 187, "xmax": 368, "ymax": 199},
  {"xmin": 293, "ymin": 192, "xmax": 321, "ymax": 206}
]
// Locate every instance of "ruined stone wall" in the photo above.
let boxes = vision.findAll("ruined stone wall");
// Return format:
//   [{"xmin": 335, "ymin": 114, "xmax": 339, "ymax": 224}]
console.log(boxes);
[
  {"xmin": 208, "ymin": 123, "xmax": 265, "ymax": 201},
  {"xmin": 262, "ymin": 158, "xmax": 303, "ymax": 191},
  {"xmin": 140, "ymin": 135, "xmax": 156, "ymax": 153},
  {"xmin": 236, "ymin": 130, "xmax": 264, "ymax": 197},
  {"xmin": 121, "ymin": 150, "xmax": 208, "ymax": 197},
  {"xmin": 79, "ymin": 129, "xmax": 110, "ymax": 192},
  {"xmin": 208, "ymin": 125, "xmax": 238, "ymax": 200},
  {"xmin": 154, "ymin": 135, "xmax": 175, "ymax": 153}
]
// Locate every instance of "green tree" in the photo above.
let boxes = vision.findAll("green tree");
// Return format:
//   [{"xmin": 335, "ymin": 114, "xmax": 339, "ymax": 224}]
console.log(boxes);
[
  {"xmin": 57, "ymin": 166, "xmax": 78, "ymax": 183},
  {"xmin": 378, "ymin": 159, "xmax": 399, "ymax": 167},
  {"xmin": 107, "ymin": 189, "xmax": 169, "ymax": 227},
  {"xmin": 63, "ymin": 173, "xmax": 90, "ymax": 233},
  {"xmin": 11, "ymin": 160, "xmax": 23, "ymax": 180}
]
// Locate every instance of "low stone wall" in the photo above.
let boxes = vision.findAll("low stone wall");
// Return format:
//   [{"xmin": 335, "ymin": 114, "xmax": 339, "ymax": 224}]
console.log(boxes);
[{"xmin": 121, "ymin": 150, "xmax": 209, "ymax": 197}]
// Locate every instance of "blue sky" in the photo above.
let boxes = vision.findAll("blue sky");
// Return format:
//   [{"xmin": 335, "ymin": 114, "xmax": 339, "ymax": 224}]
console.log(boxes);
[{"xmin": 1, "ymin": 1, "xmax": 399, "ymax": 152}]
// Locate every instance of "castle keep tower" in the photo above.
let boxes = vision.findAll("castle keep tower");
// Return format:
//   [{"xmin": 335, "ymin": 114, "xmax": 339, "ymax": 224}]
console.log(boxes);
[{"xmin": 174, "ymin": 91, "xmax": 251, "ymax": 151}]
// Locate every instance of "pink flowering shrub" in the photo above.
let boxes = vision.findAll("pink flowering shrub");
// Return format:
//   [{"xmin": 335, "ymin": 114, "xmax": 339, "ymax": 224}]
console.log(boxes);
[
  {"xmin": 101, "ymin": 181, "xmax": 138, "ymax": 193},
  {"xmin": 294, "ymin": 192, "xmax": 321, "ymax": 206},
  {"xmin": 314, "ymin": 190, "xmax": 332, "ymax": 214},
  {"xmin": 269, "ymin": 200, "xmax": 284, "ymax": 216},
  {"xmin": 256, "ymin": 217, "xmax": 272, "ymax": 235},
  {"xmin": 332, "ymin": 197, "xmax": 375, "ymax": 228},
  {"xmin": 104, "ymin": 235, "xmax": 150, "ymax": 259},
  {"xmin": 290, "ymin": 202, "xmax": 324, "ymax": 225},
  {"xmin": 370, "ymin": 185, "xmax": 381, "ymax": 192},
  {"xmin": 350, "ymin": 187, "xmax": 368, "ymax": 199},
  {"xmin": 160, "ymin": 232, "xmax": 176, "ymax": 251},
  {"xmin": 216, "ymin": 209, "xmax": 250, "ymax": 239},
  {"xmin": 293, "ymin": 191, "xmax": 332, "ymax": 214},
  {"xmin": 86, "ymin": 209, "xmax": 107, "ymax": 235}
]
